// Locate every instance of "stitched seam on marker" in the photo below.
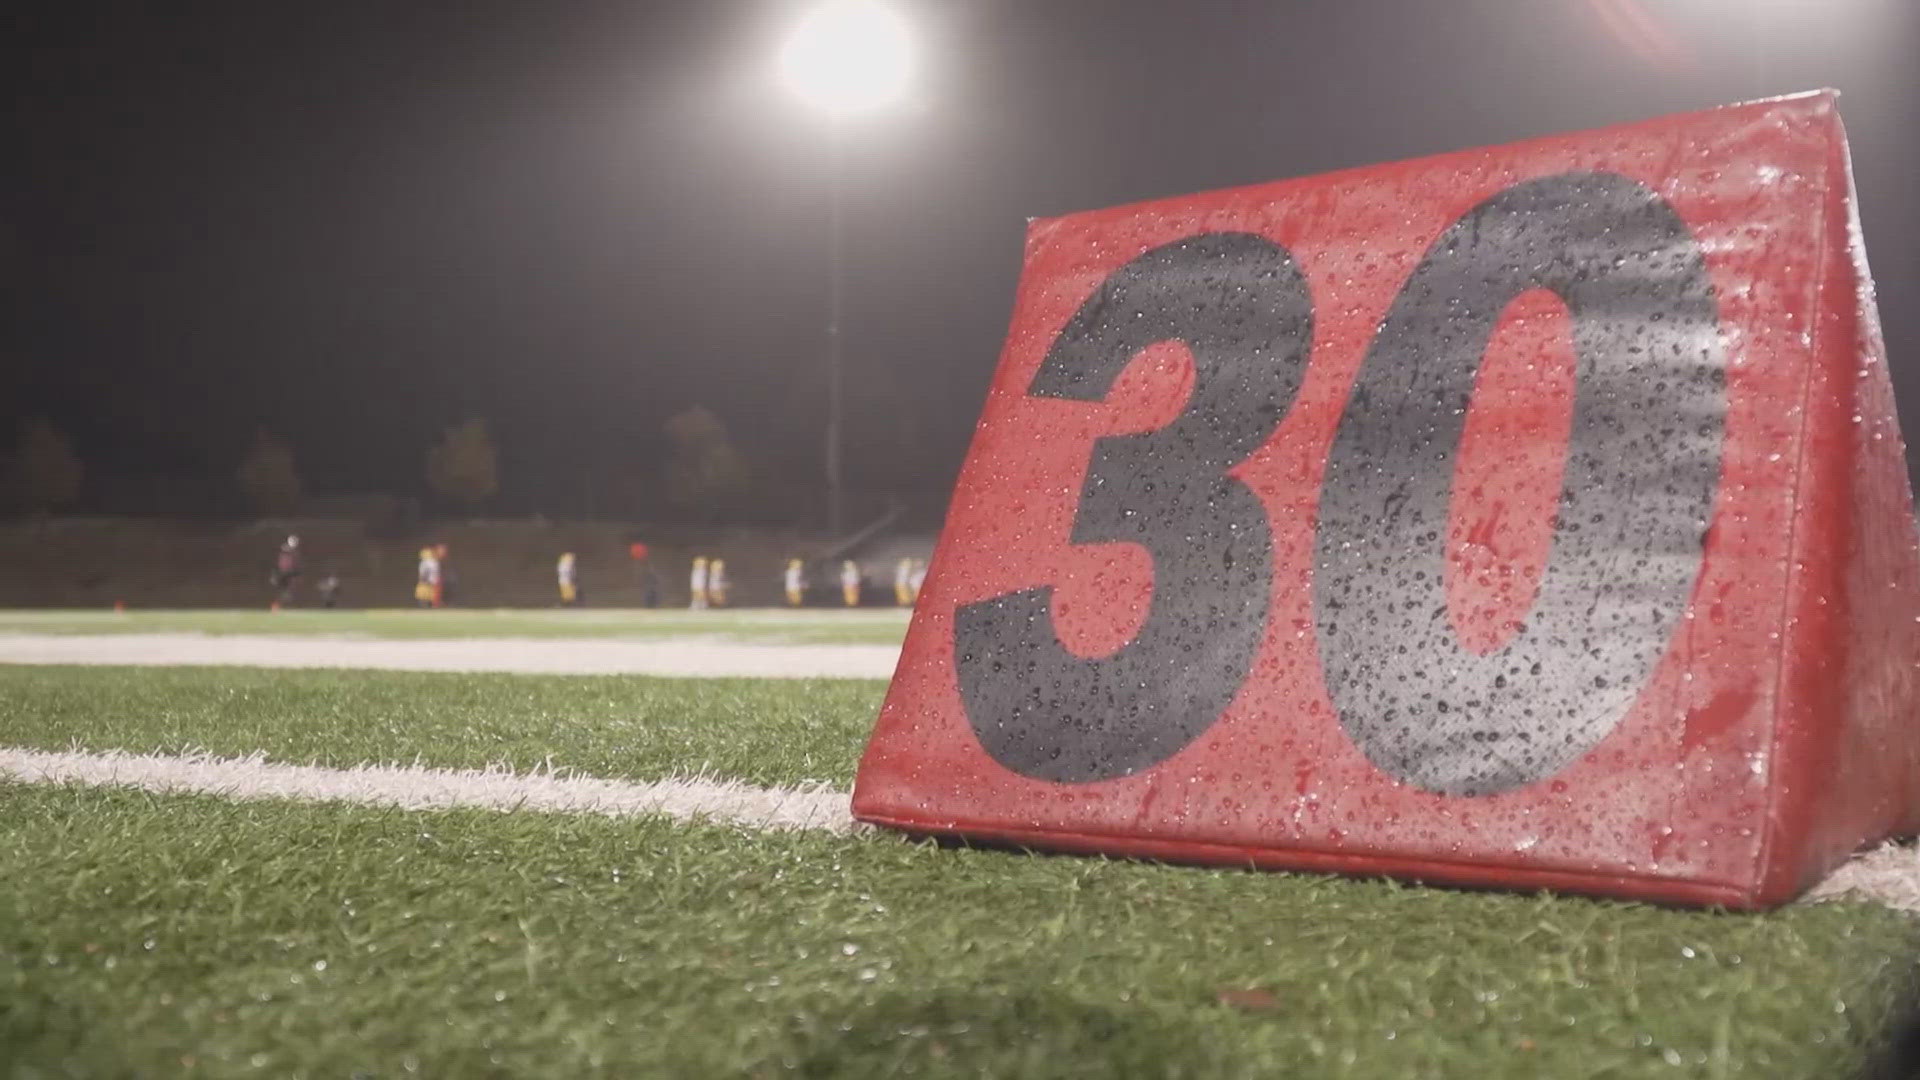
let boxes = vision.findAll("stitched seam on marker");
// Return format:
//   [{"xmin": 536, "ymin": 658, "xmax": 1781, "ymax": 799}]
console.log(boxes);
[
  {"xmin": 858, "ymin": 813, "xmax": 1757, "ymax": 901},
  {"xmin": 1754, "ymin": 111, "xmax": 1837, "ymax": 897}
]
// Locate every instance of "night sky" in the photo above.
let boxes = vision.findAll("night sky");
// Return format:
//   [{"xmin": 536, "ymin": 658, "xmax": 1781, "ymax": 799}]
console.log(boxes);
[{"xmin": 5, "ymin": 0, "xmax": 1917, "ymax": 518}]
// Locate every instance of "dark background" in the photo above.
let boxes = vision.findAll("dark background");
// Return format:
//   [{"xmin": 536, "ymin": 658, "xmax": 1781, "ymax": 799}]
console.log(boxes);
[{"xmin": 4, "ymin": 0, "xmax": 1915, "ymax": 523}]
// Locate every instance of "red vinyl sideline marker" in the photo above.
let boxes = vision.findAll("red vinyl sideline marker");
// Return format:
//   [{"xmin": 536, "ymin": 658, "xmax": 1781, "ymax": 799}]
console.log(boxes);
[{"xmin": 851, "ymin": 91, "xmax": 1920, "ymax": 909}]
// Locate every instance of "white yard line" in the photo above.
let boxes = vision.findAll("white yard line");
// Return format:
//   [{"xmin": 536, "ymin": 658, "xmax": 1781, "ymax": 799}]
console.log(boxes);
[
  {"xmin": 1804, "ymin": 842, "xmax": 1920, "ymax": 912},
  {"xmin": 0, "ymin": 633, "xmax": 900, "ymax": 679},
  {"xmin": 0, "ymin": 747, "xmax": 860, "ymax": 833},
  {"xmin": 2, "ymin": 745, "xmax": 1912, "ymax": 911}
]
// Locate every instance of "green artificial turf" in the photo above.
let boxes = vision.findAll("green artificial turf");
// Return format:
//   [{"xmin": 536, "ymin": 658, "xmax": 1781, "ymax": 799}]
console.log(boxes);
[
  {"xmin": 0, "ymin": 608, "xmax": 911, "ymax": 646},
  {"xmin": 5, "ymin": 666, "xmax": 1918, "ymax": 1076},
  {"xmin": 0, "ymin": 665, "xmax": 881, "ymax": 787},
  {"xmin": 3, "ymin": 784, "xmax": 1916, "ymax": 1079}
]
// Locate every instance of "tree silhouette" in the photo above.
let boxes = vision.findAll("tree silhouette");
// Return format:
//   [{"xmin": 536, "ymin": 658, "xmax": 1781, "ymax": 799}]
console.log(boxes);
[
  {"xmin": 663, "ymin": 406, "xmax": 752, "ymax": 521},
  {"xmin": 237, "ymin": 430, "xmax": 302, "ymax": 515},
  {"xmin": 426, "ymin": 418, "xmax": 499, "ymax": 513},
  {"xmin": 8, "ymin": 418, "xmax": 82, "ymax": 513}
]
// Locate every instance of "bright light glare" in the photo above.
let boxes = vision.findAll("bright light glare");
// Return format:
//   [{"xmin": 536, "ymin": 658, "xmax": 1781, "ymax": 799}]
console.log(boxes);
[{"xmin": 779, "ymin": 1, "xmax": 913, "ymax": 117}]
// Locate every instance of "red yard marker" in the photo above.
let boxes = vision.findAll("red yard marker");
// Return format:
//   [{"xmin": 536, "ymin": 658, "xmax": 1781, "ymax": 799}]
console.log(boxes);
[{"xmin": 852, "ymin": 92, "xmax": 1920, "ymax": 909}]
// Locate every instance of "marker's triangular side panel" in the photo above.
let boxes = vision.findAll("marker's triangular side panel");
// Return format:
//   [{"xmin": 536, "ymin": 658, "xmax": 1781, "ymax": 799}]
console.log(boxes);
[{"xmin": 1757, "ymin": 107, "xmax": 1920, "ymax": 906}]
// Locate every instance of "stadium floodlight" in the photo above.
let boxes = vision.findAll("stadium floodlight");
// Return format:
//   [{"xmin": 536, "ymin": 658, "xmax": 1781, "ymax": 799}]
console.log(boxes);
[
  {"xmin": 778, "ymin": 1, "xmax": 913, "ymax": 118},
  {"xmin": 776, "ymin": 1, "xmax": 916, "ymax": 535}
]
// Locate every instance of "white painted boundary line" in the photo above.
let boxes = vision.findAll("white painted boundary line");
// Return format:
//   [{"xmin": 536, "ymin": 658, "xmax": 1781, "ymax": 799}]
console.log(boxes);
[
  {"xmin": 0, "ymin": 633, "xmax": 900, "ymax": 679},
  {"xmin": 2, "ymin": 746, "xmax": 1911, "ymax": 911},
  {"xmin": 1804, "ymin": 842, "xmax": 1920, "ymax": 912},
  {"xmin": 0, "ymin": 747, "xmax": 861, "ymax": 834}
]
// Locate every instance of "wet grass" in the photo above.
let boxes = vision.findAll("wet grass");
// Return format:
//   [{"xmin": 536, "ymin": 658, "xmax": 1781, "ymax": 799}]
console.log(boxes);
[
  {"xmin": 0, "ymin": 665, "xmax": 881, "ymax": 788},
  {"xmin": 5, "ymin": 666, "xmax": 1918, "ymax": 1077},
  {"xmin": 3, "ymin": 784, "xmax": 1916, "ymax": 1079}
]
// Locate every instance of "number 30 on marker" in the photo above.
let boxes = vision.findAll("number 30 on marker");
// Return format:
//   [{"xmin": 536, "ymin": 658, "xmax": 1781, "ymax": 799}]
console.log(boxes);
[{"xmin": 955, "ymin": 172, "xmax": 1724, "ymax": 796}]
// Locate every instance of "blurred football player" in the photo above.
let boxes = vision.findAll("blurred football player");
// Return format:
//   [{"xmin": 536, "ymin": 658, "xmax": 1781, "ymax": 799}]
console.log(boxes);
[
  {"xmin": 783, "ymin": 558, "xmax": 806, "ymax": 606},
  {"xmin": 840, "ymin": 559, "xmax": 861, "ymax": 608},
  {"xmin": 269, "ymin": 535, "xmax": 301, "ymax": 609},
  {"xmin": 415, "ymin": 546, "xmax": 440, "ymax": 608},
  {"xmin": 689, "ymin": 556, "xmax": 710, "ymax": 610}
]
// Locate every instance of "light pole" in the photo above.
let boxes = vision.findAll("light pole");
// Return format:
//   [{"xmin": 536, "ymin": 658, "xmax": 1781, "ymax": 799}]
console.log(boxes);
[
  {"xmin": 825, "ymin": 124, "xmax": 846, "ymax": 538},
  {"xmin": 778, "ymin": 0, "xmax": 913, "ymax": 537}
]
